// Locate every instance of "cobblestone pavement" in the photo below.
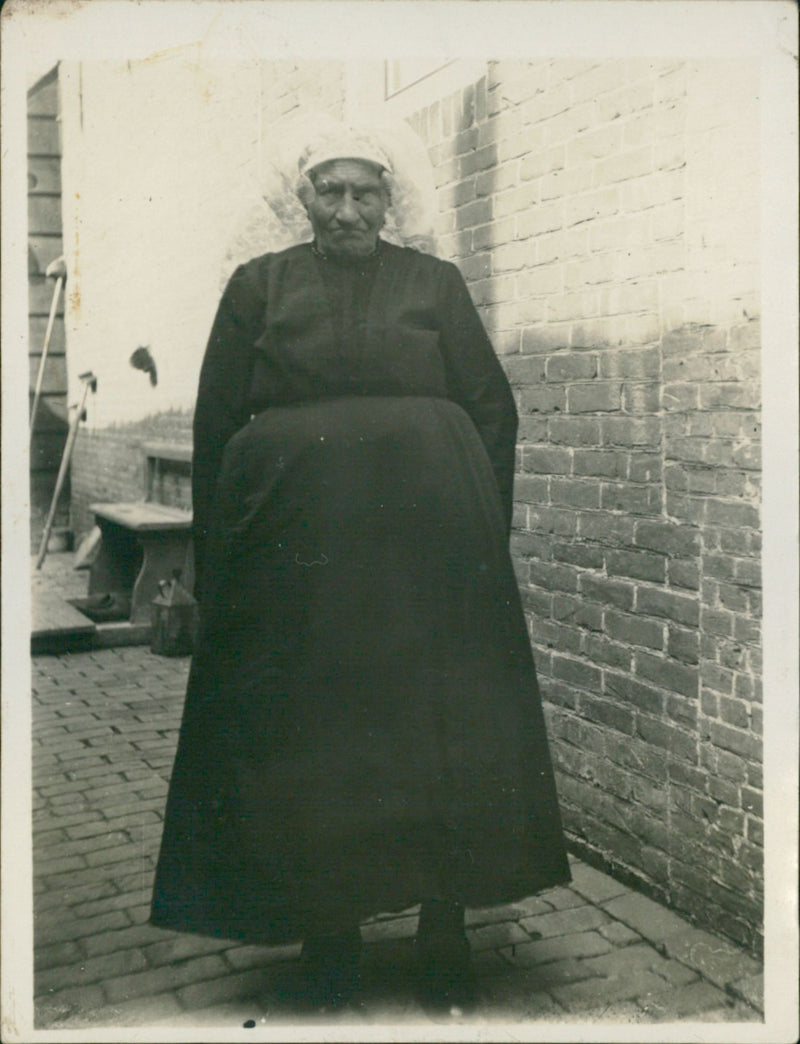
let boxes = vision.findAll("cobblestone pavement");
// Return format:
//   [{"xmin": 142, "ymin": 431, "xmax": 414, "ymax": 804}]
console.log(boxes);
[{"xmin": 29, "ymin": 555, "xmax": 763, "ymax": 1032}]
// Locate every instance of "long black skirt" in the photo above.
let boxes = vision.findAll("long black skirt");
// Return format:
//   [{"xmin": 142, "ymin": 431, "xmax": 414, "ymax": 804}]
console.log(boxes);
[{"xmin": 150, "ymin": 395, "xmax": 570, "ymax": 944}]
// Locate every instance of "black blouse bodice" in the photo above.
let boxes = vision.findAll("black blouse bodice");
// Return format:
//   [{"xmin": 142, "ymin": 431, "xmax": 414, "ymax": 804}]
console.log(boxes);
[
  {"xmin": 191, "ymin": 239, "xmax": 518, "ymax": 589},
  {"xmin": 247, "ymin": 241, "xmax": 452, "ymax": 408},
  {"xmin": 312, "ymin": 245, "xmax": 381, "ymax": 362}
]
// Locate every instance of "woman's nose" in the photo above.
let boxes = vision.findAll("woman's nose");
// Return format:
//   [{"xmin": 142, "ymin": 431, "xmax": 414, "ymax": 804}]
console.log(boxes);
[{"xmin": 335, "ymin": 194, "xmax": 361, "ymax": 224}]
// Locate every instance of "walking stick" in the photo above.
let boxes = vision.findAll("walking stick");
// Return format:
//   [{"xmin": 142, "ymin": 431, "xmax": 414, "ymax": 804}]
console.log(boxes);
[
  {"xmin": 30, "ymin": 256, "xmax": 67, "ymax": 444},
  {"xmin": 35, "ymin": 371, "xmax": 97, "ymax": 570}
]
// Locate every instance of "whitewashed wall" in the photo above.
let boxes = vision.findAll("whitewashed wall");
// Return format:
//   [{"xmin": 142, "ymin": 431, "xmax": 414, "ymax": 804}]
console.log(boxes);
[{"xmin": 59, "ymin": 58, "xmax": 264, "ymax": 428}]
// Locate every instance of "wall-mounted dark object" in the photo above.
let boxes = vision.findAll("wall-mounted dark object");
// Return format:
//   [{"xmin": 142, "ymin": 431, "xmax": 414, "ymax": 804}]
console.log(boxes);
[{"xmin": 130, "ymin": 345, "xmax": 158, "ymax": 386}]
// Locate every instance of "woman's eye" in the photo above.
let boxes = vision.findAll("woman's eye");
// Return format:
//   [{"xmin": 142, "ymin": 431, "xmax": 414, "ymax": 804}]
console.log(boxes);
[{"xmin": 315, "ymin": 179, "xmax": 340, "ymax": 199}]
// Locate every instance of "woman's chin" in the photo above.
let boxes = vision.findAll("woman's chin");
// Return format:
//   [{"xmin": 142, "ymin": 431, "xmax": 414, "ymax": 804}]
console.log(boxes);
[{"xmin": 321, "ymin": 234, "xmax": 379, "ymax": 259}]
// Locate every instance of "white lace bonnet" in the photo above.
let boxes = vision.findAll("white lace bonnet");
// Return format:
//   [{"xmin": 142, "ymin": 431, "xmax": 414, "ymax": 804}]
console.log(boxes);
[{"xmin": 220, "ymin": 113, "xmax": 439, "ymax": 285}]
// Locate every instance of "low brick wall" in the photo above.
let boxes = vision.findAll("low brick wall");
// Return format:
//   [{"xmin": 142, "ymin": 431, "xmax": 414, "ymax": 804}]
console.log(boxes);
[{"xmin": 71, "ymin": 411, "xmax": 192, "ymax": 539}]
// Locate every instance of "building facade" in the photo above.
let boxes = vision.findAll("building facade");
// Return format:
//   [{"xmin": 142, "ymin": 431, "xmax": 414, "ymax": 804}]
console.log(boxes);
[{"xmin": 28, "ymin": 69, "xmax": 69, "ymax": 544}]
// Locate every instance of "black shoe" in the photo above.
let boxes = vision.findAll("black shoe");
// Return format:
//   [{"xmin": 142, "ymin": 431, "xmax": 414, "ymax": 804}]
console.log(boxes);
[
  {"xmin": 414, "ymin": 925, "xmax": 477, "ymax": 1016},
  {"xmin": 301, "ymin": 927, "xmax": 362, "ymax": 1012}
]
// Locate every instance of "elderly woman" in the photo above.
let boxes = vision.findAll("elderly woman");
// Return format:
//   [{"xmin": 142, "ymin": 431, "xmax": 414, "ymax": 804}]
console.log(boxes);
[{"xmin": 150, "ymin": 125, "xmax": 570, "ymax": 1014}]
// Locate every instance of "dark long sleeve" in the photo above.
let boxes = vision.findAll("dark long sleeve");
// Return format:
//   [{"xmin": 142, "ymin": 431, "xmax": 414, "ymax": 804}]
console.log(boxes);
[
  {"xmin": 437, "ymin": 262, "xmax": 518, "ymax": 533},
  {"xmin": 192, "ymin": 262, "xmax": 265, "ymax": 600}
]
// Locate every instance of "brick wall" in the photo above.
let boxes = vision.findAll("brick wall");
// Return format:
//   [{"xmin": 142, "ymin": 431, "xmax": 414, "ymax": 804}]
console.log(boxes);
[
  {"xmin": 71, "ymin": 411, "xmax": 193, "ymax": 536},
  {"xmin": 406, "ymin": 59, "xmax": 761, "ymax": 952}
]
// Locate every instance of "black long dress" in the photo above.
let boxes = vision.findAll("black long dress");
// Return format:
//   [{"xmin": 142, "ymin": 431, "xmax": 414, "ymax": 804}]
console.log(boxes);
[{"xmin": 150, "ymin": 239, "xmax": 570, "ymax": 944}]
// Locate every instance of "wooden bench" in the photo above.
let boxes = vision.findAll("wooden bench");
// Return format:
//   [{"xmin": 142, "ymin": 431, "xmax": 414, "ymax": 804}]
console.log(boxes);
[{"xmin": 88, "ymin": 500, "xmax": 193, "ymax": 625}]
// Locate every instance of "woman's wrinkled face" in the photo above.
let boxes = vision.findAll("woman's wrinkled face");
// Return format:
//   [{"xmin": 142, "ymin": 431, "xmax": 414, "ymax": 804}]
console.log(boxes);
[{"xmin": 304, "ymin": 159, "xmax": 389, "ymax": 259}]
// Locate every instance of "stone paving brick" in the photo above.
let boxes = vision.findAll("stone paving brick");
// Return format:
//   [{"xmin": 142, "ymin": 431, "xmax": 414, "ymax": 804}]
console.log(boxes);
[
  {"xmin": 569, "ymin": 860, "xmax": 638, "ymax": 903},
  {"xmin": 47, "ymin": 792, "xmax": 95, "ymax": 813},
  {"xmin": 34, "ymin": 940, "xmax": 83, "ymax": 972},
  {"xmin": 124, "ymin": 822, "xmax": 165, "ymax": 845},
  {"xmin": 102, "ymin": 954, "xmax": 229, "ymax": 1004},
  {"xmin": 660, "ymin": 924, "xmax": 762, "ymax": 992},
  {"xmin": 543, "ymin": 886, "xmax": 589, "ymax": 910},
  {"xmin": 33, "ymin": 725, "xmax": 70, "ymax": 741},
  {"xmin": 143, "ymin": 933, "xmax": 238, "ymax": 967},
  {"xmin": 222, "ymin": 942, "xmax": 301, "ymax": 971},
  {"xmin": 479, "ymin": 971, "xmax": 566, "ymax": 1018},
  {"xmin": 42, "ymin": 832, "xmax": 129, "ymax": 863},
  {"xmin": 131, "ymin": 742, "xmax": 177, "ymax": 759},
  {"xmin": 102, "ymin": 797, "xmax": 167, "ymax": 820},
  {"xmin": 32, "ymin": 764, "xmax": 62, "ymax": 780},
  {"xmin": 82, "ymin": 732, "xmax": 124, "ymax": 747},
  {"xmin": 33, "ymin": 755, "xmax": 62, "ymax": 774},
  {"xmin": 35, "ymin": 878, "xmax": 118, "ymax": 914},
  {"xmin": 34, "ymin": 854, "xmax": 88, "ymax": 876},
  {"xmin": 470, "ymin": 948, "xmax": 510, "ymax": 976},
  {"xmin": 508, "ymin": 930, "xmax": 612, "ymax": 965},
  {"xmin": 35, "ymin": 985, "xmax": 106, "ymax": 1024},
  {"xmin": 61, "ymin": 716, "xmax": 108, "ymax": 733},
  {"xmin": 71, "ymin": 727, "xmax": 118, "ymax": 744},
  {"xmin": 519, "ymin": 903, "xmax": 611, "ymax": 939},
  {"xmin": 132, "ymin": 780, "xmax": 169, "ymax": 799},
  {"xmin": 582, "ymin": 941, "xmax": 699, "ymax": 988},
  {"xmin": 36, "ymin": 910, "xmax": 130, "ymax": 946},
  {"xmin": 550, "ymin": 966, "xmax": 669, "ymax": 1010},
  {"xmin": 115, "ymin": 870, "xmax": 158, "ymax": 894},
  {"xmin": 67, "ymin": 764, "xmax": 129, "ymax": 783},
  {"xmin": 65, "ymin": 811, "xmax": 159, "ymax": 839},
  {"xmin": 602, "ymin": 890, "xmax": 696, "ymax": 944},
  {"xmin": 120, "ymin": 767, "xmax": 157, "ymax": 783},
  {"xmin": 70, "ymin": 991, "xmax": 184, "ymax": 1028},
  {"xmin": 142, "ymin": 756, "xmax": 175, "ymax": 772},
  {"xmin": 465, "ymin": 902, "xmax": 523, "ymax": 926},
  {"xmin": 637, "ymin": 978, "xmax": 730, "ymax": 1020},
  {"xmin": 657, "ymin": 953, "xmax": 706, "ymax": 989},
  {"xmin": 41, "ymin": 801, "xmax": 96, "ymax": 820},
  {"xmin": 361, "ymin": 914, "xmax": 418, "ymax": 942},
  {"xmin": 127, "ymin": 902, "xmax": 156, "ymax": 926},
  {"xmin": 369, "ymin": 904, "xmax": 419, "ymax": 921},
  {"xmin": 76, "ymin": 780, "xmax": 136, "ymax": 804},
  {"xmin": 36, "ymin": 948, "xmax": 147, "ymax": 993},
  {"xmin": 505, "ymin": 952, "xmax": 597, "ymax": 987},
  {"xmin": 468, "ymin": 920, "xmax": 530, "ymax": 951},
  {"xmin": 84, "ymin": 841, "xmax": 152, "ymax": 868},
  {"xmin": 52, "ymin": 754, "xmax": 109, "ymax": 772},
  {"xmin": 175, "ymin": 968, "xmax": 269, "ymax": 1011},
  {"xmin": 576, "ymin": 1000, "xmax": 649, "ymax": 1022},
  {"xmin": 72, "ymin": 888, "xmax": 152, "ymax": 920},
  {"xmin": 598, "ymin": 920, "xmax": 642, "ymax": 946},
  {"xmin": 54, "ymin": 701, "xmax": 96, "ymax": 717},
  {"xmin": 81, "ymin": 924, "xmax": 164, "ymax": 958},
  {"xmin": 728, "ymin": 970, "xmax": 764, "ymax": 1012},
  {"xmin": 37, "ymin": 776, "xmax": 93, "ymax": 797},
  {"xmin": 33, "ymin": 809, "xmax": 103, "ymax": 831},
  {"xmin": 691, "ymin": 1001, "xmax": 763, "ymax": 1022}
]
